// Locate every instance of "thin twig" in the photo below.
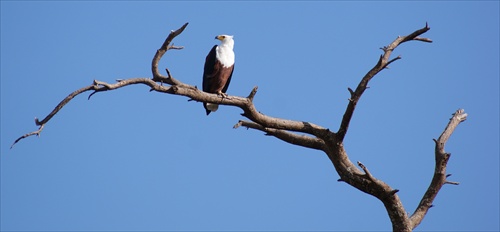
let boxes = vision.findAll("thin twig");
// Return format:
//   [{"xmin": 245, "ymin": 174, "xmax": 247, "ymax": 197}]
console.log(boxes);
[{"xmin": 11, "ymin": 124, "xmax": 45, "ymax": 149}]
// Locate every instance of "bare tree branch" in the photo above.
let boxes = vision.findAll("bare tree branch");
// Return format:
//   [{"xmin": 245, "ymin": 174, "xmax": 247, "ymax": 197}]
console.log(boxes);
[
  {"xmin": 12, "ymin": 22, "xmax": 466, "ymax": 232},
  {"xmin": 327, "ymin": 141, "xmax": 412, "ymax": 231},
  {"xmin": 11, "ymin": 124, "xmax": 45, "ymax": 149},
  {"xmin": 152, "ymin": 22, "xmax": 189, "ymax": 85},
  {"xmin": 11, "ymin": 85, "xmax": 94, "ymax": 148},
  {"xmin": 357, "ymin": 161, "xmax": 375, "ymax": 181},
  {"xmin": 12, "ymin": 22, "xmax": 329, "ymax": 147},
  {"xmin": 11, "ymin": 23, "xmax": 190, "ymax": 148},
  {"xmin": 234, "ymin": 120, "xmax": 325, "ymax": 150},
  {"xmin": 337, "ymin": 23, "xmax": 431, "ymax": 142},
  {"xmin": 320, "ymin": 23, "xmax": 436, "ymax": 232},
  {"xmin": 410, "ymin": 109, "xmax": 467, "ymax": 229}
]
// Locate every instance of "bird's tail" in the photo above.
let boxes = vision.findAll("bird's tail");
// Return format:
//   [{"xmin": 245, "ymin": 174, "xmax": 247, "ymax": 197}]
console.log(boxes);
[{"xmin": 204, "ymin": 103, "xmax": 219, "ymax": 115}]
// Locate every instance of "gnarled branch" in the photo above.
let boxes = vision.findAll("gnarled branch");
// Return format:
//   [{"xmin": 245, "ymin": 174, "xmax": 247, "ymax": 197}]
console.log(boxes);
[
  {"xmin": 234, "ymin": 120, "xmax": 325, "ymax": 150},
  {"xmin": 12, "ymin": 22, "xmax": 466, "ymax": 232},
  {"xmin": 337, "ymin": 23, "xmax": 432, "ymax": 142},
  {"xmin": 152, "ymin": 22, "xmax": 189, "ymax": 85},
  {"xmin": 12, "ymin": 22, "xmax": 329, "ymax": 147},
  {"xmin": 410, "ymin": 109, "xmax": 467, "ymax": 229},
  {"xmin": 11, "ymin": 85, "xmax": 94, "ymax": 148}
]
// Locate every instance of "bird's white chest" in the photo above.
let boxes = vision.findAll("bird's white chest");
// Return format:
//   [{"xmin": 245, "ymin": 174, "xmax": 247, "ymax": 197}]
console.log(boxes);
[{"xmin": 216, "ymin": 45, "xmax": 235, "ymax": 68}]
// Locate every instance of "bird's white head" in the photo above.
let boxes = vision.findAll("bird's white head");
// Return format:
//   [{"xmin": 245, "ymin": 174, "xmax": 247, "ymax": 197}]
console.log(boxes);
[
  {"xmin": 214, "ymin": 34, "xmax": 235, "ymax": 67},
  {"xmin": 215, "ymin": 34, "xmax": 234, "ymax": 49}
]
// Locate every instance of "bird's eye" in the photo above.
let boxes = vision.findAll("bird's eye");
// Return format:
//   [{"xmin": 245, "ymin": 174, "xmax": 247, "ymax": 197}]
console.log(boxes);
[{"xmin": 221, "ymin": 36, "xmax": 226, "ymax": 39}]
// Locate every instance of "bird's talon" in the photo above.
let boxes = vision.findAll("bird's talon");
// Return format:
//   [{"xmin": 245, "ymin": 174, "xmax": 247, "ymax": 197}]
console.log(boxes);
[{"xmin": 218, "ymin": 92, "xmax": 228, "ymax": 99}]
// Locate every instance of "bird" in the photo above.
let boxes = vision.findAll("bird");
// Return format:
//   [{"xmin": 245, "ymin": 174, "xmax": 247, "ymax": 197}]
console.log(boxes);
[{"xmin": 202, "ymin": 34, "xmax": 235, "ymax": 115}]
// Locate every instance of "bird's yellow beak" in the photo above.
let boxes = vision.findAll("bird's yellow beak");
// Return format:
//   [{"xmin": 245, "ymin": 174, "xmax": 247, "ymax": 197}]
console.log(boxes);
[{"xmin": 215, "ymin": 35, "xmax": 225, "ymax": 41}]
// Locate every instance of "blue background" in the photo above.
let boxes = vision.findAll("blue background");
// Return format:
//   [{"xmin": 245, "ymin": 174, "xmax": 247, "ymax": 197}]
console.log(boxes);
[{"xmin": 1, "ymin": 1, "xmax": 499, "ymax": 231}]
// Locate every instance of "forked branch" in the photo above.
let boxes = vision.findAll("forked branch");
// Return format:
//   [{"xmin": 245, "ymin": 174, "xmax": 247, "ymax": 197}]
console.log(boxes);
[
  {"xmin": 152, "ymin": 22, "xmax": 189, "ymax": 85},
  {"xmin": 11, "ymin": 85, "xmax": 93, "ymax": 148},
  {"xmin": 10, "ymin": 23, "xmax": 190, "ymax": 149},
  {"xmin": 12, "ymin": 22, "xmax": 466, "ymax": 232},
  {"xmin": 11, "ymin": 22, "xmax": 328, "ymax": 148}
]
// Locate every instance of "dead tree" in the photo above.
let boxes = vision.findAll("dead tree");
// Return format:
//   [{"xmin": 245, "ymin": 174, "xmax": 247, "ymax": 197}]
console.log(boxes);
[{"xmin": 12, "ymin": 23, "xmax": 467, "ymax": 231}]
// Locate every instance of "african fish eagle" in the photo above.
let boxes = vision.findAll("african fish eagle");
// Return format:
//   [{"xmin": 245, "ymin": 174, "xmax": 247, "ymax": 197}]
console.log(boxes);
[{"xmin": 202, "ymin": 34, "xmax": 235, "ymax": 115}]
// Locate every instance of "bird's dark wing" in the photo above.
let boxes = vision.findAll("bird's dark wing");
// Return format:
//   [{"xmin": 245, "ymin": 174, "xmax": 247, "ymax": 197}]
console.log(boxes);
[
  {"xmin": 203, "ymin": 45, "xmax": 218, "ymax": 115},
  {"xmin": 203, "ymin": 45, "xmax": 218, "ymax": 93}
]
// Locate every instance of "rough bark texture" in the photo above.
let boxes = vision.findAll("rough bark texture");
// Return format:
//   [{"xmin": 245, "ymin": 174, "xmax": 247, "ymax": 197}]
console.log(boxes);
[{"xmin": 12, "ymin": 22, "xmax": 466, "ymax": 231}]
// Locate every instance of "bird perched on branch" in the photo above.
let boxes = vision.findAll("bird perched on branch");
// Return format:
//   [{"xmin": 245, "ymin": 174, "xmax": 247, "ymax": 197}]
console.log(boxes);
[{"xmin": 202, "ymin": 35, "xmax": 235, "ymax": 115}]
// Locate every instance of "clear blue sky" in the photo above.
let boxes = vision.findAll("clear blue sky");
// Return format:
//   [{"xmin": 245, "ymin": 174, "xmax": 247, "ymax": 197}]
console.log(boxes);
[{"xmin": 1, "ymin": 1, "xmax": 499, "ymax": 231}]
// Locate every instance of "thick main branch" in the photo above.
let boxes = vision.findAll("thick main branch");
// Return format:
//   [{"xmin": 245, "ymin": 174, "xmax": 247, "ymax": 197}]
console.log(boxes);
[{"xmin": 323, "ymin": 23, "xmax": 434, "ymax": 232}]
